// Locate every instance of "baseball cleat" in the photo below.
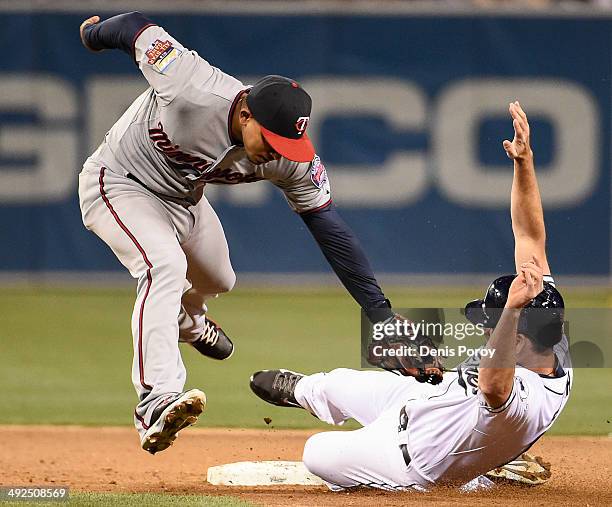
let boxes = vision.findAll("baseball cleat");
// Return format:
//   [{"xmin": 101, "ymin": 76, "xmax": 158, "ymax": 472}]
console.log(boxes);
[
  {"xmin": 141, "ymin": 389, "xmax": 206, "ymax": 455},
  {"xmin": 190, "ymin": 317, "xmax": 234, "ymax": 360},
  {"xmin": 486, "ymin": 453, "xmax": 551, "ymax": 485},
  {"xmin": 250, "ymin": 369, "xmax": 304, "ymax": 408}
]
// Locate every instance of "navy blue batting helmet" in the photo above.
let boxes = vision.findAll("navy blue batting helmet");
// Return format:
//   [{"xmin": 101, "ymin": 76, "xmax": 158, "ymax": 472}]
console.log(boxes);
[{"xmin": 464, "ymin": 274, "xmax": 565, "ymax": 349}]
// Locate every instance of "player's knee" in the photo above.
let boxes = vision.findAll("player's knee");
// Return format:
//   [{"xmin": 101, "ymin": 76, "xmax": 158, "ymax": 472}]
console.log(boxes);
[
  {"xmin": 303, "ymin": 433, "xmax": 355, "ymax": 489},
  {"xmin": 206, "ymin": 268, "xmax": 235, "ymax": 294},
  {"xmin": 302, "ymin": 433, "xmax": 327, "ymax": 478},
  {"xmin": 187, "ymin": 270, "xmax": 235, "ymax": 297},
  {"xmin": 152, "ymin": 252, "xmax": 188, "ymax": 286},
  {"xmin": 217, "ymin": 269, "xmax": 236, "ymax": 294}
]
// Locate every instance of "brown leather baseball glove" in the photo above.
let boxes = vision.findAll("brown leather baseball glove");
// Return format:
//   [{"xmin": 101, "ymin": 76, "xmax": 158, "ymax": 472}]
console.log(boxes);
[{"xmin": 367, "ymin": 314, "xmax": 444, "ymax": 384}]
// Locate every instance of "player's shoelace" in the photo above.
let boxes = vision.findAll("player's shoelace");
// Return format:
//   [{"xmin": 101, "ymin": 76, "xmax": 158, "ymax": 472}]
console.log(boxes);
[
  {"xmin": 200, "ymin": 320, "xmax": 219, "ymax": 346},
  {"xmin": 272, "ymin": 371, "xmax": 302, "ymax": 396}
]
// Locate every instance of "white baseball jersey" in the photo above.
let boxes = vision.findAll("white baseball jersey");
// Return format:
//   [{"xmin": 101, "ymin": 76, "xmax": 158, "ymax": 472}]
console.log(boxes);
[
  {"xmin": 88, "ymin": 25, "xmax": 331, "ymax": 213},
  {"xmin": 295, "ymin": 280, "xmax": 572, "ymax": 490},
  {"xmin": 402, "ymin": 356, "xmax": 572, "ymax": 486},
  {"xmin": 401, "ymin": 276, "xmax": 572, "ymax": 486}
]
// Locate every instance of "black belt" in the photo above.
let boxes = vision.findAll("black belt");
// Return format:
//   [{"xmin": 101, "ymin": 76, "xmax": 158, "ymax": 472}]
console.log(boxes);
[
  {"xmin": 126, "ymin": 173, "xmax": 197, "ymax": 207},
  {"xmin": 400, "ymin": 444, "xmax": 411, "ymax": 467},
  {"xmin": 398, "ymin": 406, "xmax": 411, "ymax": 466}
]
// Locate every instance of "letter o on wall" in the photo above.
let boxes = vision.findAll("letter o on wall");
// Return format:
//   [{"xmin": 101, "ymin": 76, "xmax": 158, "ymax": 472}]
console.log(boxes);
[{"xmin": 433, "ymin": 79, "xmax": 599, "ymax": 209}]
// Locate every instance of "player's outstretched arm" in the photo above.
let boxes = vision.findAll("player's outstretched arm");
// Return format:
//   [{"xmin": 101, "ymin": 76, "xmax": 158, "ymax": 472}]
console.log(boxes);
[
  {"xmin": 301, "ymin": 203, "xmax": 394, "ymax": 323},
  {"xmin": 478, "ymin": 257, "xmax": 544, "ymax": 408},
  {"xmin": 80, "ymin": 13, "xmax": 211, "ymax": 106},
  {"xmin": 79, "ymin": 12, "xmax": 155, "ymax": 61},
  {"xmin": 503, "ymin": 101, "xmax": 551, "ymax": 275}
]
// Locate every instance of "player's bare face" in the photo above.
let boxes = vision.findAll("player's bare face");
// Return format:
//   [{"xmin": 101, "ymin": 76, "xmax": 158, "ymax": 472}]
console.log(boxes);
[
  {"xmin": 242, "ymin": 119, "xmax": 281, "ymax": 165},
  {"xmin": 236, "ymin": 103, "xmax": 281, "ymax": 165}
]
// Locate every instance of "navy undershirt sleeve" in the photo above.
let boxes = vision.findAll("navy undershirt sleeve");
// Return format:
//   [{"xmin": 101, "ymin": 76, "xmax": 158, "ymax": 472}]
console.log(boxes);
[
  {"xmin": 82, "ymin": 12, "xmax": 155, "ymax": 60},
  {"xmin": 301, "ymin": 203, "xmax": 393, "ymax": 322}
]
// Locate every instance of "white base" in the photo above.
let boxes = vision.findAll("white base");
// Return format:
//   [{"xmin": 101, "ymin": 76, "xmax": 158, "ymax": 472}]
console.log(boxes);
[{"xmin": 207, "ymin": 460, "xmax": 325, "ymax": 486}]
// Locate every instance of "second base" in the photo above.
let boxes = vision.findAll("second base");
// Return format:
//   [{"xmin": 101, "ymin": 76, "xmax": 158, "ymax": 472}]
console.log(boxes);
[{"xmin": 206, "ymin": 460, "xmax": 325, "ymax": 486}]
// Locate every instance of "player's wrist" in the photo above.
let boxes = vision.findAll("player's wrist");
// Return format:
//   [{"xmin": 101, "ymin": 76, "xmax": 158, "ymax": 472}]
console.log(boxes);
[
  {"xmin": 503, "ymin": 300, "xmax": 526, "ymax": 311},
  {"xmin": 514, "ymin": 148, "xmax": 533, "ymax": 163},
  {"xmin": 365, "ymin": 300, "xmax": 394, "ymax": 324}
]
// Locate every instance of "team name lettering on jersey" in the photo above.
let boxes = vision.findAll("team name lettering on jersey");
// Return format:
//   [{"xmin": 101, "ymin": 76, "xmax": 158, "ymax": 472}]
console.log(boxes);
[
  {"xmin": 199, "ymin": 167, "xmax": 263, "ymax": 184},
  {"xmin": 149, "ymin": 123, "xmax": 212, "ymax": 172},
  {"xmin": 148, "ymin": 123, "xmax": 263, "ymax": 184}
]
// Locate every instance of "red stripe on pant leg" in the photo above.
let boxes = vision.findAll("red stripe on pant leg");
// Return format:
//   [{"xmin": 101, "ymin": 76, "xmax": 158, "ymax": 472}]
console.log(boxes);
[
  {"xmin": 99, "ymin": 167, "xmax": 154, "ymax": 392},
  {"xmin": 134, "ymin": 410, "xmax": 150, "ymax": 430}
]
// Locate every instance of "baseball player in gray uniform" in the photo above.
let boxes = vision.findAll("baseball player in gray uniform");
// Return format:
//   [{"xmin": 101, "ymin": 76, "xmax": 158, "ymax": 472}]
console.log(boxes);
[
  {"xmin": 78, "ymin": 12, "xmax": 403, "ymax": 454},
  {"xmin": 251, "ymin": 102, "xmax": 572, "ymax": 491}
]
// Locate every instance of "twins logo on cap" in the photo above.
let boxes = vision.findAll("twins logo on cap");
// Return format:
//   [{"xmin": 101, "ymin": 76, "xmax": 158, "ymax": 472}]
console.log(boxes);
[{"xmin": 295, "ymin": 116, "xmax": 310, "ymax": 135}]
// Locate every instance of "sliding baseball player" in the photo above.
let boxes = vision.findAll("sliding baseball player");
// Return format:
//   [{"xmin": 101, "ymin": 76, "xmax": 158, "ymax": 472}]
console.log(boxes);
[{"xmin": 251, "ymin": 102, "xmax": 572, "ymax": 490}]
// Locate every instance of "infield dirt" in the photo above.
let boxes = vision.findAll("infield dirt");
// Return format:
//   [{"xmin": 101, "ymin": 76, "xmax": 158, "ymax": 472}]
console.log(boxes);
[{"xmin": 1, "ymin": 426, "xmax": 610, "ymax": 506}]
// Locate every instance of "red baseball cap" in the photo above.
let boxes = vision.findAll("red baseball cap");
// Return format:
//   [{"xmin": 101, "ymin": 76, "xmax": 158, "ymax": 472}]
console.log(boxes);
[{"xmin": 246, "ymin": 75, "xmax": 315, "ymax": 163}]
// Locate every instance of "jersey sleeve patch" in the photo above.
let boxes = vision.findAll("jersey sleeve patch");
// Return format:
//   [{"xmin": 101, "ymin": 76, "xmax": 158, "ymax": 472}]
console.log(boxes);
[
  {"xmin": 145, "ymin": 39, "xmax": 182, "ymax": 73},
  {"xmin": 310, "ymin": 155, "xmax": 328, "ymax": 189}
]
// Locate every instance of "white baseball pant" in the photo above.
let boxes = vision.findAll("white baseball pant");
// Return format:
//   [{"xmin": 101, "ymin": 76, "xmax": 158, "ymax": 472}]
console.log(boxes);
[
  {"xmin": 78, "ymin": 163, "xmax": 235, "ymax": 436},
  {"xmin": 295, "ymin": 368, "xmax": 431, "ymax": 491}
]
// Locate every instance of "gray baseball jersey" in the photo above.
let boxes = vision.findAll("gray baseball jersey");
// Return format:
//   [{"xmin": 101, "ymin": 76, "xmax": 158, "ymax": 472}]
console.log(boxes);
[{"xmin": 88, "ymin": 25, "xmax": 331, "ymax": 212}]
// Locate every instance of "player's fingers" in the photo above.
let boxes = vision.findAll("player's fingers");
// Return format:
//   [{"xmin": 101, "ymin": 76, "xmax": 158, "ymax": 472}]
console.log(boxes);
[
  {"xmin": 509, "ymin": 104, "xmax": 525, "ymax": 131},
  {"xmin": 514, "ymin": 102, "xmax": 530, "ymax": 135},
  {"xmin": 528, "ymin": 271, "xmax": 543, "ymax": 295},
  {"xmin": 509, "ymin": 102, "xmax": 518, "ymax": 117},
  {"xmin": 81, "ymin": 15, "xmax": 99, "ymax": 29},
  {"xmin": 502, "ymin": 140, "xmax": 516, "ymax": 158},
  {"xmin": 515, "ymin": 101, "xmax": 528, "ymax": 122},
  {"xmin": 80, "ymin": 15, "xmax": 99, "ymax": 37},
  {"xmin": 521, "ymin": 260, "xmax": 538, "ymax": 273},
  {"xmin": 80, "ymin": 16, "xmax": 102, "ymax": 52},
  {"xmin": 509, "ymin": 105, "xmax": 522, "ymax": 132},
  {"xmin": 513, "ymin": 119, "xmax": 525, "ymax": 140},
  {"xmin": 522, "ymin": 268, "xmax": 536, "ymax": 290},
  {"xmin": 523, "ymin": 260, "xmax": 543, "ymax": 278},
  {"xmin": 522, "ymin": 265, "xmax": 542, "ymax": 288},
  {"xmin": 523, "ymin": 264, "xmax": 539, "ymax": 279},
  {"xmin": 521, "ymin": 259, "xmax": 539, "ymax": 271}
]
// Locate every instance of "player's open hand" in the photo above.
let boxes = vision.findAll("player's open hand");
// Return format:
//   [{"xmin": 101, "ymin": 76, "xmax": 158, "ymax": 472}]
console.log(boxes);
[
  {"xmin": 80, "ymin": 15, "xmax": 102, "ymax": 52},
  {"xmin": 506, "ymin": 255, "xmax": 544, "ymax": 308},
  {"xmin": 503, "ymin": 101, "xmax": 532, "ymax": 161}
]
